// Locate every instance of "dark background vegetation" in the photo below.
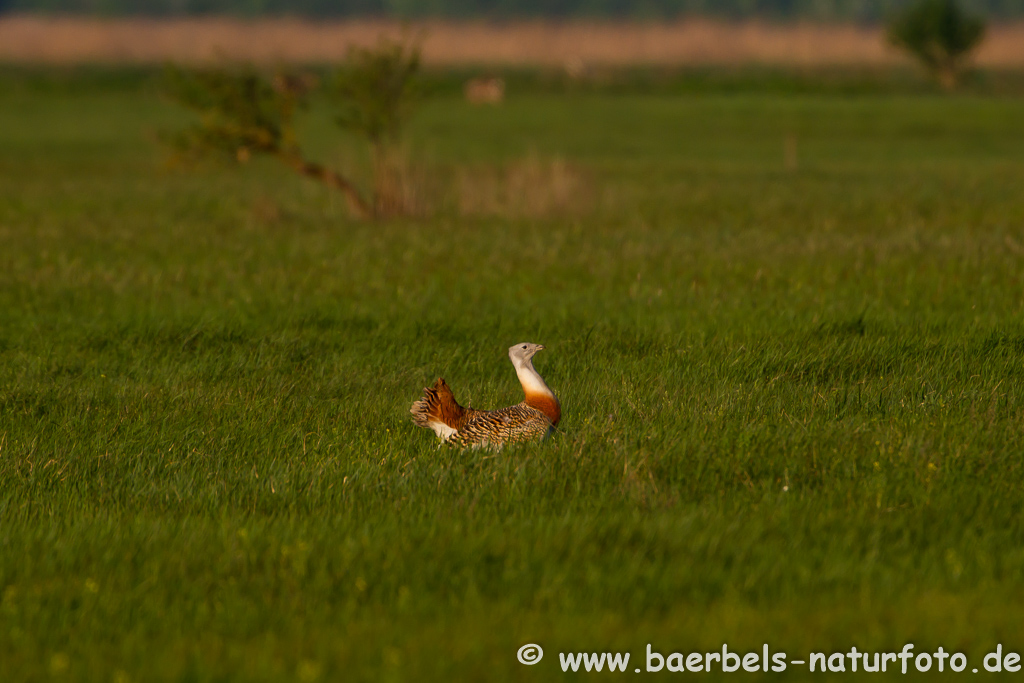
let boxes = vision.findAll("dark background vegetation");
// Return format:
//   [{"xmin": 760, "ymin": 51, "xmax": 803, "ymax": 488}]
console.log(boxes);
[{"xmin": 4, "ymin": 0, "xmax": 1024, "ymax": 21}]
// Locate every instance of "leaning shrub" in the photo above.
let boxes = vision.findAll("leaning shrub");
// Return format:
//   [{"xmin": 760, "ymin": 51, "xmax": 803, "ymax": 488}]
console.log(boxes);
[
  {"xmin": 161, "ymin": 39, "xmax": 424, "ymax": 220},
  {"xmin": 162, "ymin": 65, "xmax": 373, "ymax": 219}
]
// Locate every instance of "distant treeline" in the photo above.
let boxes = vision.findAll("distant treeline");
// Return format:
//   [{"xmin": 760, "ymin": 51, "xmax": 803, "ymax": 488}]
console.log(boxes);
[{"xmin": 4, "ymin": 0, "xmax": 1024, "ymax": 20}]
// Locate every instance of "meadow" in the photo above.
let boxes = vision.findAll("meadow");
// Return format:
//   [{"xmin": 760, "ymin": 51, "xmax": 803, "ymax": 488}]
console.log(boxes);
[{"xmin": 1, "ymin": 68, "xmax": 1024, "ymax": 681}]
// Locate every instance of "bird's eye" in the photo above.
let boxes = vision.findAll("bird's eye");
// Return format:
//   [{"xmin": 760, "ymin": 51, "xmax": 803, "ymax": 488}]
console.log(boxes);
[{"xmin": 522, "ymin": 345, "xmax": 527, "ymax": 349}]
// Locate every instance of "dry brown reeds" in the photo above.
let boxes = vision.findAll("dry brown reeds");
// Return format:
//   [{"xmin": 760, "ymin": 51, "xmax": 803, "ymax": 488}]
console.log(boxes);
[
  {"xmin": 2, "ymin": 15, "xmax": 1024, "ymax": 67},
  {"xmin": 371, "ymin": 151, "xmax": 439, "ymax": 218},
  {"xmin": 456, "ymin": 155, "xmax": 592, "ymax": 219}
]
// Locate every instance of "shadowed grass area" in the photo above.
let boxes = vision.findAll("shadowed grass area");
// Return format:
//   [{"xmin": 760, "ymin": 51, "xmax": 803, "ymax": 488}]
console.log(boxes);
[{"xmin": 1, "ymin": 70, "xmax": 1023, "ymax": 681}]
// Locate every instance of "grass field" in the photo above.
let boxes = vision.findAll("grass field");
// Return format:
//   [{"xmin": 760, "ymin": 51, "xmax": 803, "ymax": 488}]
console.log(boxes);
[{"xmin": 1, "ymin": 69, "xmax": 1024, "ymax": 681}]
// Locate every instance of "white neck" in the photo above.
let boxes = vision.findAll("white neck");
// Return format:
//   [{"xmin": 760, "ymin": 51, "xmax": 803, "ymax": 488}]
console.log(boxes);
[{"xmin": 514, "ymin": 359, "xmax": 555, "ymax": 398}]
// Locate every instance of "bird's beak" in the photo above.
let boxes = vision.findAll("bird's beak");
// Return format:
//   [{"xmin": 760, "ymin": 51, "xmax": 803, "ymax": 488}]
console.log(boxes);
[{"xmin": 536, "ymin": 345, "xmax": 545, "ymax": 352}]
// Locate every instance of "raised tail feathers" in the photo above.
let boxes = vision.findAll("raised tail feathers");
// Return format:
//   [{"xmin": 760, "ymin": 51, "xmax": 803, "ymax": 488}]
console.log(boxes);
[{"xmin": 410, "ymin": 378, "xmax": 477, "ymax": 441}]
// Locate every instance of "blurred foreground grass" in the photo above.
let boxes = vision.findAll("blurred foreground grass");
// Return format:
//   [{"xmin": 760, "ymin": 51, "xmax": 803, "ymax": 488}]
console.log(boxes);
[{"xmin": 1, "ymin": 68, "xmax": 1023, "ymax": 681}]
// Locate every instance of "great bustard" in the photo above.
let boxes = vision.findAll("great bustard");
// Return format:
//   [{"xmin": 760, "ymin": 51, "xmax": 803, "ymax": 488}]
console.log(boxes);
[{"xmin": 410, "ymin": 343, "xmax": 560, "ymax": 447}]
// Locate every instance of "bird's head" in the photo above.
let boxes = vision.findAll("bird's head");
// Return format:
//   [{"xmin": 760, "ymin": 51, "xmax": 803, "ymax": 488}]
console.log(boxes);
[{"xmin": 508, "ymin": 342, "xmax": 545, "ymax": 368}]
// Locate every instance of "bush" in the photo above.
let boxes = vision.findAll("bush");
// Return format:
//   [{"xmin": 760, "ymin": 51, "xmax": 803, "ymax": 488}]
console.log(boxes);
[
  {"xmin": 888, "ymin": 0, "xmax": 986, "ymax": 89},
  {"xmin": 332, "ymin": 39, "xmax": 422, "ymax": 216}
]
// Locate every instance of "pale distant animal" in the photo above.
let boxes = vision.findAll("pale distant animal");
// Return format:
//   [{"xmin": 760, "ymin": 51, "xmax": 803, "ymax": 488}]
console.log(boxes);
[
  {"xmin": 464, "ymin": 77, "xmax": 505, "ymax": 105},
  {"xmin": 410, "ymin": 343, "xmax": 560, "ymax": 447}
]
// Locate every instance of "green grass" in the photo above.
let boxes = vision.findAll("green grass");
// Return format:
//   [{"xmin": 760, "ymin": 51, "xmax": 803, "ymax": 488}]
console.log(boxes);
[{"xmin": 1, "ymin": 69, "xmax": 1024, "ymax": 681}]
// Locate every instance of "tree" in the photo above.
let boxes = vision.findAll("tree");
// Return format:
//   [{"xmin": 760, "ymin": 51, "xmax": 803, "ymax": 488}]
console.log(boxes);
[{"xmin": 888, "ymin": 0, "xmax": 986, "ymax": 89}]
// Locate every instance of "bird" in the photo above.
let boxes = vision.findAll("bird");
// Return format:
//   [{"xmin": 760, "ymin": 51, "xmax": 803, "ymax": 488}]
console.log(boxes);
[{"xmin": 410, "ymin": 343, "xmax": 561, "ymax": 448}]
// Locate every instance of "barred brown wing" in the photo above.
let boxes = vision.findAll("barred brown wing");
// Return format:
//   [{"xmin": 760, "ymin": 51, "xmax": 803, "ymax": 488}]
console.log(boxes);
[{"xmin": 453, "ymin": 403, "xmax": 554, "ymax": 447}]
